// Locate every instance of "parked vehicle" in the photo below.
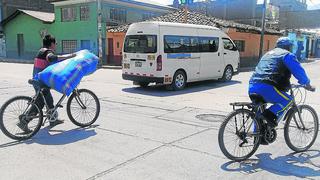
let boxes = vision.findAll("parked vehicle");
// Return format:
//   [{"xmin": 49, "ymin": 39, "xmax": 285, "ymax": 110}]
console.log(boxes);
[{"xmin": 122, "ymin": 21, "xmax": 240, "ymax": 90}]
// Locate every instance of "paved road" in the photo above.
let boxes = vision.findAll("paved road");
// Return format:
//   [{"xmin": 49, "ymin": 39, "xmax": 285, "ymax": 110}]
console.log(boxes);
[{"xmin": 0, "ymin": 62, "xmax": 320, "ymax": 180}]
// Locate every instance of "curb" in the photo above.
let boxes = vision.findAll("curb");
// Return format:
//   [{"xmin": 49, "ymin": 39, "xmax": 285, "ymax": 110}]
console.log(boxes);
[
  {"xmin": 239, "ymin": 67, "xmax": 254, "ymax": 72},
  {"xmin": 0, "ymin": 59, "xmax": 33, "ymax": 64},
  {"xmin": 99, "ymin": 66, "xmax": 122, "ymax": 70}
]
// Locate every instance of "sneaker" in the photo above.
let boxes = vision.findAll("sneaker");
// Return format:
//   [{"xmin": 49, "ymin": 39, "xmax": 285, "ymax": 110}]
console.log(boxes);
[
  {"xmin": 17, "ymin": 121, "xmax": 32, "ymax": 134},
  {"xmin": 261, "ymin": 110, "xmax": 278, "ymax": 128},
  {"xmin": 47, "ymin": 109, "xmax": 59, "ymax": 121},
  {"xmin": 49, "ymin": 119, "xmax": 64, "ymax": 128}
]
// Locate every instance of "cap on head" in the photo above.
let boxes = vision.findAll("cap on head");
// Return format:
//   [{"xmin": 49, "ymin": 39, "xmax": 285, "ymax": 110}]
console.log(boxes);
[{"xmin": 276, "ymin": 37, "xmax": 293, "ymax": 48}]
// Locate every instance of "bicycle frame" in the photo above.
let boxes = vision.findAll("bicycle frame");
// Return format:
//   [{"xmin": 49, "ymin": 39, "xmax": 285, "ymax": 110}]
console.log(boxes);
[
  {"xmin": 252, "ymin": 85, "xmax": 307, "ymax": 130},
  {"xmin": 235, "ymin": 85, "xmax": 307, "ymax": 135}
]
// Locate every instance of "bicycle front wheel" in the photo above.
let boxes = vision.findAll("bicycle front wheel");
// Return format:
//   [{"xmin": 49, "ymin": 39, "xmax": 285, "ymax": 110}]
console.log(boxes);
[
  {"xmin": 284, "ymin": 105, "xmax": 319, "ymax": 152},
  {"xmin": 218, "ymin": 109, "xmax": 261, "ymax": 161},
  {"xmin": 67, "ymin": 89, "xmax": 100, "ymax": 127},
  {"xmin": 0, "ymin": 96, "xmax": 43, "ymax": 140}
]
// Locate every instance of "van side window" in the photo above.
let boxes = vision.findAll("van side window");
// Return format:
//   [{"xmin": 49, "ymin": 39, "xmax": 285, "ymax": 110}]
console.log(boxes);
[
  {"xmin": 222, "ymin": 38, "xmax": 237, "ymax": 51},
  {"xmin": 164, "ymin": 36, "xmax": 221, "ymax": 53},
  {"xmin": 199, "ymin": 37, "xmax": 219, "ymax": 52},
  {"xmin": 164, "ymin": 36, "xmax": 199, "ymax": 53},
  {"xmin": 190, "ymin": 37, "xmax": 199, "ymax": 53},
  {"xmin": 124, "ymin": 35, "xmax": 157, "ymax": 53}
]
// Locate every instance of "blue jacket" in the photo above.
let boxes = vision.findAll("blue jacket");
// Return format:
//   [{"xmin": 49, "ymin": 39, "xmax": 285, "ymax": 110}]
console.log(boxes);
[{"xmin": 250, "ymin": 48, "xmax": 310, "ymax": 91}]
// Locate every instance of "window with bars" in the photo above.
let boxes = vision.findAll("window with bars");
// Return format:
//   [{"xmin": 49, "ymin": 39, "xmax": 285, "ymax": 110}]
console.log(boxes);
[
  {"xmin": 62, "ymin": 40, "xmax": 77, "ymax": 53},
  {"xmin": 142, "ymin": 12, "xmax": 155, "ymax": 21},
  {"xmin": 110, "ymin": 8, "xmax": 127, "ymax": 23},
  {"xmin": 80, "ymin": 5, "xmax": 90, "ymax": 21},
  {"xmin": 233, "ymin": 40, "xmax": 245, "ymax": 52},
  {"xmin": 61, "ymin": 7, "xmax": 77, "ymax": 22}
]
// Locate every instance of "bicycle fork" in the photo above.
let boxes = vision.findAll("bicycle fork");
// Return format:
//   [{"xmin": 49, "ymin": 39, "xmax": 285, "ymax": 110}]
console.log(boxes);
[{"xmin": 74, "ymin": 89, "xmax": 86, "ymax": 109}]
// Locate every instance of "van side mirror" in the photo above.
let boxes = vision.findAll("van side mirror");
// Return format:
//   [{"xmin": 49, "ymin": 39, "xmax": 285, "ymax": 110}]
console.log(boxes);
[{"xmin": 232, "ymin": 46, "xmax": 238, "ymax": 51}]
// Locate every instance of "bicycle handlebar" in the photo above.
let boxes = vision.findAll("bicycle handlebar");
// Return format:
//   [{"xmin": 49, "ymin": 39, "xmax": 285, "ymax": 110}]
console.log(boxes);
[{"xmin": 291, "ymin": 84, "xmax": 316, "ymax": 92}]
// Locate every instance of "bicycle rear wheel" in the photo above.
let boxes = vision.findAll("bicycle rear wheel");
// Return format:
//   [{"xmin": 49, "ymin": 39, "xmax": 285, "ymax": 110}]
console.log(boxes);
[
  {"xmin": 67, "ymin": 89, "xmax": 100, "ymax": 127},
  {"xmin": 284, "ymin": 105, "xmax": 319, "ymax": 152},
  {"xmin": 0, "ymin": 96, "xmax": 43, "ymax": 140},
  {"xmin": 218, "ymin": 109, "xmax": 261, "ymax": 161}
]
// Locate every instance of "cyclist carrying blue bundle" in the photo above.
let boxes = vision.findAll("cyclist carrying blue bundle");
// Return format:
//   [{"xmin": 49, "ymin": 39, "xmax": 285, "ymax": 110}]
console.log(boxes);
[
  {"xmin": 249, "ymin": 37, "xmax": 315, "ymax": 140},
  {"xmin": 17, "ymin": 34, "xmax": 76, "ymax": 132}
]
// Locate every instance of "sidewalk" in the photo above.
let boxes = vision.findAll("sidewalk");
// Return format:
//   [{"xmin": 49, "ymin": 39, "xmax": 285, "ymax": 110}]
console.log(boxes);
[{"xmin": 0, "ymin": 57, "xmax": 33, "ymax": 64}]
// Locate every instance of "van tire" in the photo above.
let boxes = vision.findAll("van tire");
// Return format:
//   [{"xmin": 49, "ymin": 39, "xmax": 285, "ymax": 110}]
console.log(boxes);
[
  {"xmin": 221, "ymin": 66, "xmax": 233, "ymax": 82},
  {"xmin": 169, "ymin": 70, "xmax": 186, "ymax": 91}
]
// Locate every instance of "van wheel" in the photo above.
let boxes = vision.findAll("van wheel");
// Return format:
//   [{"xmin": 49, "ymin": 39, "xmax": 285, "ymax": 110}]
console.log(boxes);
[
  {"xmin": 169, "ymin": 70, "xmax": 186, "ymax": 91},
  {"xmin": 221, "ymin": 66, "xmax": 233, "ymax": 82}
]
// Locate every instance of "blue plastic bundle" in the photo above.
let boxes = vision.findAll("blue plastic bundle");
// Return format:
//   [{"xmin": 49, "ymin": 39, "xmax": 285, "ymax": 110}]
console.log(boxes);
[{"xmin": 36, "ymin": 50, "xmax": 99, "ymax": 96}]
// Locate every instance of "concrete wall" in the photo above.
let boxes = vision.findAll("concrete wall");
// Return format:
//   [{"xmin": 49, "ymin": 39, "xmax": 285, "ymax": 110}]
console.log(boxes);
[
  {"xmin": 279, "ymin": 10, "xmax": 320, "ymax": 29},
  {"xmin": 227, "ymin": 28, "xmax": 280, "ymax": 66},
  {"xmin": 187, "ymin": 0, "xmax": 258, "ymax": 26}
]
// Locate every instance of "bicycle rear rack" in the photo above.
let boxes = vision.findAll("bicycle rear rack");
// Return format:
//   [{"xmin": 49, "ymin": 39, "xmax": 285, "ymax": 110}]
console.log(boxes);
[{"xmin": 230, "ymin": 102, "xmax": 253, "ymax": 110}]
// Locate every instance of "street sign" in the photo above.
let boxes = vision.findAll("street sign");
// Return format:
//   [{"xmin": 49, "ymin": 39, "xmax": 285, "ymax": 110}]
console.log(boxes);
[{"xmin": 180, "ymin": 0, "xmax": 194, "ymax": 5}]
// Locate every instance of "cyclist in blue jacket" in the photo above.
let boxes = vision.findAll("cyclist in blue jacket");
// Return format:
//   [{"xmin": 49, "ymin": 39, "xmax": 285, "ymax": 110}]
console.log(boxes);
[{"xmin": 249, "ymin": 37, "xmax": 315, "ymax": 135}]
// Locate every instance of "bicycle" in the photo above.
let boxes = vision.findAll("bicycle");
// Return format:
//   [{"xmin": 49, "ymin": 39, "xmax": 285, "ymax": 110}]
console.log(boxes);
[
  {"xmin": 218, "ymin": 84, "xmax": 318, "ymax": 162},
  {"xmin": 0, "ymin": 79, "xmax": 100, "ymax": 141}
]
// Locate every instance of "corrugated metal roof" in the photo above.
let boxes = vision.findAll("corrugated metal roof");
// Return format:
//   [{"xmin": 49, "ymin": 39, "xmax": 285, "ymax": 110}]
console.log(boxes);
[
  {"xmin": 127, "ymin": 0, "xmax": 175, "ymax": 10},
  {"xmin": 108, "ymin": 10, "xmax": 282, "ymax": 35},
  {"xmin": 2, "ymin": 9, "xmax": 55, "ymax": 26},
  {"xmin": 19, "ymin": 9, "xmax": 55, "ymax": 23},
  {"xmin": 52, "ymin": 0, "xmax": 176, "ymax": 10}
]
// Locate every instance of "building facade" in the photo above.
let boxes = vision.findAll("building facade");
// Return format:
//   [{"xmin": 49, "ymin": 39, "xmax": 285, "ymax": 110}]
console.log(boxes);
[
  {"xmin": 2, "ymin": 10, "xmax": 54, "ymax": 59},
  {"xmin": 2, "ymin": 0, "xmax": 175, "ymax": 62},
  {"xmin": 270, "ymin": 0, "xmax": 307, "ymax": 12},
  {"xmin": 51, "ymin": 0, "xmax": 175, "ymax": 64},
  {"xmin": 174, "ymin": 0, "xmax": 280, "ymax": 28},
  {"xmin": 1, "ymin": 0, "xmax": 55, "ymax": 20}
]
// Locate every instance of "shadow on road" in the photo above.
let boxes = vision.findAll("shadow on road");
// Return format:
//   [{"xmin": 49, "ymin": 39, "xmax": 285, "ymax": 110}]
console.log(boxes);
[
  {"xmin": 122, "ymin": 80, "xmax": 242, "ymax": 97},
  {"xmin": 221, "ymin": 150, "xmax": 320, "ymax": 178},
  {"xmin": 0, "ymin": 125, "xmax": 98, "ymax": 148}
]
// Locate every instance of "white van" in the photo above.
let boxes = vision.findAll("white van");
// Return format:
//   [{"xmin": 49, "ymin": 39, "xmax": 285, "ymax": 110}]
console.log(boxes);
[{"xmin": 122, "ymin": 21, "xmax": 240, "ymax": 90}]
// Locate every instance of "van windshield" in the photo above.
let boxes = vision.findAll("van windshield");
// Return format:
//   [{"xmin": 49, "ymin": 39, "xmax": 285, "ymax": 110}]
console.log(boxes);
[{"xmin": 124, "ymin": 35, "xmax": 157, "ymax": 53}]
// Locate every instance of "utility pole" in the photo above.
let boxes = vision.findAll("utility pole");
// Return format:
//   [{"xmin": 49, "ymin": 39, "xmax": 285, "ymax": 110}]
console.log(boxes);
[
  {"xmin": 259, "ymin": 0, "xmax": 267, "ymax": 58},
  {"xmin": 97, "ymin": 0, "xmax": 103, "ymax": 65}
]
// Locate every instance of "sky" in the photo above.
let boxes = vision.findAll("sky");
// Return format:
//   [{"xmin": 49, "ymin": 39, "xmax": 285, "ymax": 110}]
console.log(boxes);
[{"xmin": 152, "ymin": 0, "xmax": 317, "ymax": 6}]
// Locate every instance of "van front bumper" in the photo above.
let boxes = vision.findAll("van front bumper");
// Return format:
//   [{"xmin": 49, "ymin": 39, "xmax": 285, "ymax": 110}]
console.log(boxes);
[{"xmin": 122, "ymin": 74, "xmax": 164, "ymax": 83}]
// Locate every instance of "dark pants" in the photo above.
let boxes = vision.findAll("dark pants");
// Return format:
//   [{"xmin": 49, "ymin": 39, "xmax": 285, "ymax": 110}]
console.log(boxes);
[{"xmin": 30, "ymin": 83, "xmax": 54, "ymax": 114}]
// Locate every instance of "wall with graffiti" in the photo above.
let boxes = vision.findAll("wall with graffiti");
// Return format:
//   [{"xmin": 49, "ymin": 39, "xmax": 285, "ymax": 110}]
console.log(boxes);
[{"xmin": 288, "ymin": 32, "xmax": 307, "ymax": 61}]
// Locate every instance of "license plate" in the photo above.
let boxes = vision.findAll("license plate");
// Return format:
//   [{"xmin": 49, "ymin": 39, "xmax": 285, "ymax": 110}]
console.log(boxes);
[{"xmin": 135, "ymin": 61, "xmax": 142, "ymax": 67}]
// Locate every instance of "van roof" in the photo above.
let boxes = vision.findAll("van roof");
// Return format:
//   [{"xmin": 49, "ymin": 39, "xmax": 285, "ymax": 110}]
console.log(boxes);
[{"xmin": 135, "ymin": 21, "xmax": 221, "ymax": 31}]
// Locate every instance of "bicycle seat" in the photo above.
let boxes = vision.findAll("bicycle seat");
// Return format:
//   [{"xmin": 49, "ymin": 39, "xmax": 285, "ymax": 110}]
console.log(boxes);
[
  {"xmin": 28, "ymin": 79, "xmax": 45, "ymax": 88},
  {"xmin": 249, "ymin": 93, "xmax": 266, "ymax": 104}
]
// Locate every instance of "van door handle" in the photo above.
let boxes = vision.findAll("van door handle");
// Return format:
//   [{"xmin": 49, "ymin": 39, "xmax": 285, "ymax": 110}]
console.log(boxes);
[
  {"xmin": 218, "ymin": 53, "xmax": 220, "ymax": 56},
  {"xmin": 224, "ymin": 53, "xmax": 227, "ymax": 55}
]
